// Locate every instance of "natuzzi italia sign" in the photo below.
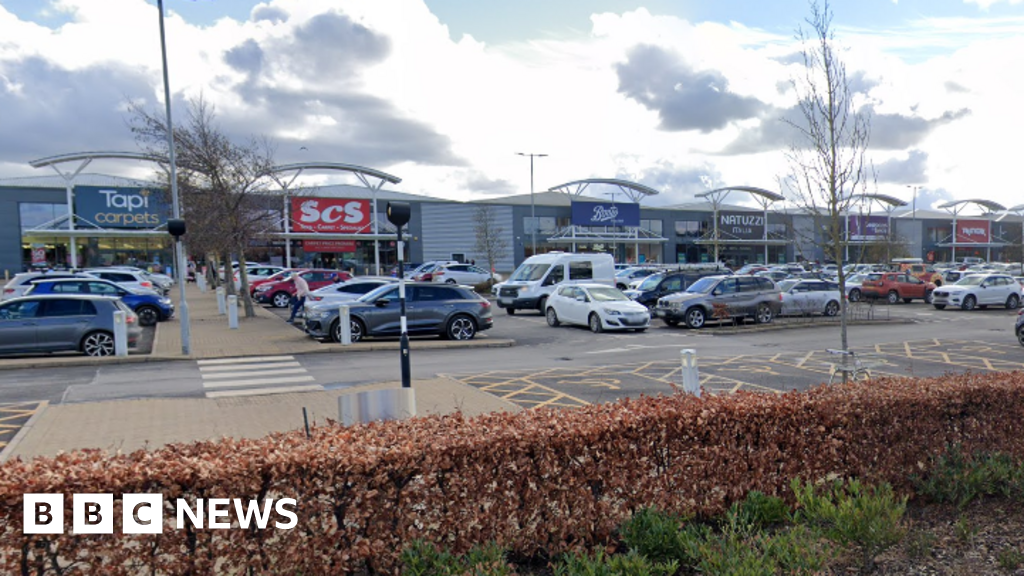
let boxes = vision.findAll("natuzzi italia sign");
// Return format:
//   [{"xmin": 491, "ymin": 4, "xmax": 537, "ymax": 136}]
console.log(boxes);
[
  {"xmin": 718, "ymin": 211, "xmax": 764, "ymax": 240},
  {"xmin": 75, "ymin": 186, "xmax": 169, "ymax": 229}
]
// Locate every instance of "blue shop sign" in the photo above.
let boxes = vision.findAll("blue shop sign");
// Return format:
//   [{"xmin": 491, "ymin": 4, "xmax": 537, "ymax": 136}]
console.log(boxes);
[
  {"xmin": 75, "ymin": 186, "xmax": 169, "ymax": 229},
  {"xmin": 570, "ymin": 201, "xmax": 640, "ymax": 227}
]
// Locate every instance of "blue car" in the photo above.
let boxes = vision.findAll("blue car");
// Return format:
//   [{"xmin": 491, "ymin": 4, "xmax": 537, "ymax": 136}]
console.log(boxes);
[{"xmin": 25, "ymin": 278, "xmax": 174, "ymax": 327}]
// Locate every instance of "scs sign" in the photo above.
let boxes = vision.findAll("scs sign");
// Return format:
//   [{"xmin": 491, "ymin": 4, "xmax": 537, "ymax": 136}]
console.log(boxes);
[{"xmin": 290, "ymin": 198, "xmax": 370, "ymax": 233}]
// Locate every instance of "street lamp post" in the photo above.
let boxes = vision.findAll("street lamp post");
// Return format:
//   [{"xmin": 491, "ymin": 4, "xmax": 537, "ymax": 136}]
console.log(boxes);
[
  {"xmin": 516, "ymin": 152, "xmax": 547, "ymax": 256},
  {"xmin": 907, "ymin": 185, "xmax": 920, "ymax": 258},
  {"xmin": 157, "ymin": 0, "xmax": 191, "ymax": 355}
]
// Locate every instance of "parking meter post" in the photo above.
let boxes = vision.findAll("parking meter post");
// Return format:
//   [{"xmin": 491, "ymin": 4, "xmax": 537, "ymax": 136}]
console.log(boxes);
[
  {"xmin": 339, "ymin": 304, "xmax": 351, "ymax": 345},
  {"xmin": 216, "ymin": 287, "xmax": 226, "ymax": 315},
  {"xmin": 227, "ymin": 295, "xmax": 238, "ymax": 329},
  {"xmin": 680, "ymin": 348, "xmax": 700, "ymax": 397},
  {"xmin": 112, "ymin": 310, "xmax": 128, "ymax": 357}
]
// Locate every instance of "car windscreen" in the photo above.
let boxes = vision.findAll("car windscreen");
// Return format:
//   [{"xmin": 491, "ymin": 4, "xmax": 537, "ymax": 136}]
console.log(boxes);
[
  {"xmin": 955, "ymin": 275, "xmax": 985, "ymax": 286},
  {"xmin": 686, "ymin": 277, "xmax": 718, "ymax": 294},
  {"xmin": 637, "ymin": 274, "xmax": 662, "ymax": 291},
  {"xmin": 509, "ymin": 263, "xmax": 550, "ymax": 282},
  {"xmin": 587, "ymin": 287, "xmax": 629, "ymax": 302}
]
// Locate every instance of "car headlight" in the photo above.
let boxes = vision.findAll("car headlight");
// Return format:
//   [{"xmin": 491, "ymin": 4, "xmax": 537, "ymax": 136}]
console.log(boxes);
[
  {"xmin": 308, "ymin": 309, "xmax": 331, "ymax": 319},
  {"xmin": 256, "ymin": 285, "xmax": 271, "ymax": 292},
  {"xmin": 603, "ymin": 308, "xmax": 622, "ymax": 316},
  {"xmin": 160, "ymin": 298, "xmax": 172, "ymax": 305}
]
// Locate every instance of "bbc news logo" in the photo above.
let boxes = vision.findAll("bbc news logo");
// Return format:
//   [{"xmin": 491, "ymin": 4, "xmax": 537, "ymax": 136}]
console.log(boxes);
[{"xmin": 23, "ymin": 494, "xmax": 297, "ymax": 534}]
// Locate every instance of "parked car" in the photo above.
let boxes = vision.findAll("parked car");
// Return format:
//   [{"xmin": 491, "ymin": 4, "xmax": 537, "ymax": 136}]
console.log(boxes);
[
  {"xmin": 754, "ymin": 269, "xmax": 790, "ymax": 283},
  {"xmin": 859, "ymin": 272, "xmax": 935, "ymax": 304},
  {"xmin": 83, "ymin": 269, "xmax": 164, "ymax": 295},
  {"xmin": 931, "ymin": 274, "xmax": 1021, "ymax": 311},
  {"xmin": 894, "ymin": 260, "xmax": 944, "ymax": 287},
  {"xmin": 254, "ymin": 269, "xmax": 351, "ymax": 308},
  {"xmin": 777, "ymin": 279, "xmax": 842, "ymax": 317},
  {"xmin": 25, "ymin": 278, "xmax": 174, "ymax": 326},
  {"xmin": 304, "ymin": 277, "xmax": 398, "ymax": 311},
  {"xmin": 248, "ymin": 269, "xmax": 295, "ymax": 297},
  {"xmin": 1016, "ymin": 308, "xmax": 1024, "ymax": 347},
  {"xmin": 411, "ymin": 261, "xmax": 459, "ymax": 282},
  {"xmin": 2, "ymin": 271, "xmax": 91, "ymax": 301},
  {"xmin": 623, "ymin": 270, "xmax": 723, "ymax": 308},
  {"xmin": 614, "ymin": 267, "xmax": 661, "ymax": 290},
  {"xmin": 389, "ymin": 263, "xmax": 422, "ymax": 277},
  {"xmin": 106, "ymin": 266, "xmax": 175, "ymax": 291},
  {"xmin": 432, "ymin": 263, "xmax": 496, "ymax": 285},
  {"xmin": 942, "ymin": 269, "xmax": 971, "ymax": 285},
  {"xmin": 844, "ymin": 273, "xmax": 869, "ymax": 302},
  {"xmin": 653, "ymin": 275, "xmax": 781, "ymax": 329},
  {"xmin": 0, "ymin": 294, "xmax": 140, "ymax": 356},
  {"xmin": 304, "ymin": 283, "xmax": 493, "ymax": 343},
  {"xmin": 234, "ymin": 265, "xmax": 286, "ymax": 288},
  {"xmin": 545, "ymin": 283, "xmax": 650, "ymax": 333},
  {"xmin": 733, "ymin": 264, "xmax": 769, "ymax": 276}
]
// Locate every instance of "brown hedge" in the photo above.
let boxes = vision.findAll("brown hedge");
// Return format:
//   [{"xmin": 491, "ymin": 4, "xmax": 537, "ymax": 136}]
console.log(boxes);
[{"xmin": 1, "ymin": 371, "xmax": 1023, "ymax": 575}]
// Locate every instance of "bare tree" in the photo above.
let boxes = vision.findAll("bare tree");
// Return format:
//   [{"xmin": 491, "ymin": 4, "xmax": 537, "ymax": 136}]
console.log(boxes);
[
  {"xmin": 782, "ymin": 0, "xmax": 872, "ymax": 372},
  {"xmin": 473, "ymin": 204, "xmax": 508, "ymax": 286},
  {"xmin": 128, "ymin": 95, "xmax": 278, "ymax": 318}
]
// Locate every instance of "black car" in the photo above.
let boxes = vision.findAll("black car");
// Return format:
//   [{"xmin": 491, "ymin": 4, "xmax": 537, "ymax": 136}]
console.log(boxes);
[
  {"xmin": 1016, "ymin": 308, "xmax": 1024, "ymax": 347},
  {"xmin": 303, "ymin": 282, "xmax": 493, "ymax": 343},
  {"xmin": 623, "ymin": 269, "xmax": 727, "ymax": 308}
]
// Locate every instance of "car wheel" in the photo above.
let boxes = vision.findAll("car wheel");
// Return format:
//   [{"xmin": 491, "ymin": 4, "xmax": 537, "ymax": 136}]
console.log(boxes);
[
  {"xmin": 331, "ymin": 317, "xmax": 365, "ymax": 343},
  {"xmin": 886, "ymin": 290, "xmax": 900, "ymax": 305},
  {"xmin": 664, "ymin": 319, "xmax": 679, "ymax": 327},
  {"xmin": 924, "ymin": 291, "xmax": 934, "ymax": 305},
  {"xmin": 684, "ymin": 307, "xmax": 706, "ymax": 329},
  {"xmin": 536, "ymin": 297, "xmax": 547, "ymax": 314},
  {"xmin": 824, "ymin": 300, "xmax": 839, "ymax": 317},
  {"xmin": 849, "ymin": 289, "xmax": 861, "ymax": 302},
  {"xmin": 271, "ymin": 291, "xmax": 292, "ymax": 308},
  {"xmin": 447, "ymin": 315, "xmax": 477, "ymax": 340},
  {"xmin": 81, "ymin": 331, "xmax": 115, "ymax": 357},
  {"xmin": 136, "ymin": 306, "xmax": 159, "ymax": 326},
  {"xmin": 589, "ymin": 313, "xmax": 603, "ymax": 333},
  {"xmin": 546, "ymin": 307, "xmax": 560, "ymax": 327},
  {"xmin": 1006, "ymin": 294, "xmax": 1020, "ymax": 310},
  {"xmin": 756, "ymin": 303, "xmax": 774, "ymax": 324},
  {"xmin": 961, "ymin": 295, "xmax": 977, "ymax": 311},
  {"xmin": 505, "ymin": 308, "xmax": 515, "ymax": 315},
  {"xmin": 933, "ymin": 304, "xmax": 946, "ymax": 310},
  {"xmin": 445, "ymin": 279, "xmax": 457, "ymax": 285}
]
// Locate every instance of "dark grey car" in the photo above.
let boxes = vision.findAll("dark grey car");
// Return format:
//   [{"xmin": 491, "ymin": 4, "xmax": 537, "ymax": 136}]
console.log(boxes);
[
  {"xmin": 303, "ymin": 283, "xmax": 493, "ymax": 343},
  {"xmin": 0, "ymin": 295, "xmax": 141, "ymax": 356},
  {"xmin": 653, "ymin": 275, "xmax": 781, "ymax": 329}
]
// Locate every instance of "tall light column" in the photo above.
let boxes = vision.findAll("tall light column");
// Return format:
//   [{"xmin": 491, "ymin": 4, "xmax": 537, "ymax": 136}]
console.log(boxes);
[
  {"xmin": 516, "ymin": 152, "xmax": 547, "ymax": 256},
  {"xmin": 157, "ymin": 0, "xmax": 190, "ymax": 355}
]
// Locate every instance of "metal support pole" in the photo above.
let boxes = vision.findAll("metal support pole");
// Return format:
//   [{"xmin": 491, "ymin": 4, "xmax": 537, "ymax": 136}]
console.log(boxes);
[
  {"xmin": 763, "ymin": 205, "xmax": 769, "ymax": 265},
  {"xmin": 284, "ymin": 194, "xmax": 292, "ymax": 268},
  {"xmin": 373, "ymin": 190, "xmax": 380, "ymax": 276},
  {"xmin": 158, "ymin": 0, "xmax": 190, "ymax": 355},
  {"xmin": 397, "ymin": 224, "xmax": 411, "ymax": 388},
  {"xmin": 952, "ymin": 213, "xmax": 957, "ymax": 263},
  {"xmin": 65, "ymin": 180, "xmax": 76, "ymax": 268}
]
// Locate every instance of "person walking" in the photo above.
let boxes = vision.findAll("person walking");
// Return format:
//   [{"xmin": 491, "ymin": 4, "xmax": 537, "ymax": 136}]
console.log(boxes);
[{"xmin": 287, "ymin": 272, "xmax": 310, "ymax": 323}]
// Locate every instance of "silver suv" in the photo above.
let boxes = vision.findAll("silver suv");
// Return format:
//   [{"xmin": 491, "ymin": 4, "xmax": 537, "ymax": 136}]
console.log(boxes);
[{"xmin": 653, "ymin": 275, "xmax": 781, "ymax": 329}]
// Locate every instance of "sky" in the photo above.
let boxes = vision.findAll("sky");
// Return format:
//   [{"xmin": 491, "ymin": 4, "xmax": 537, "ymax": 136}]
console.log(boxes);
[{"xmin": 1, "ymin": 0, "xmax": 1024, "ymax": 212}]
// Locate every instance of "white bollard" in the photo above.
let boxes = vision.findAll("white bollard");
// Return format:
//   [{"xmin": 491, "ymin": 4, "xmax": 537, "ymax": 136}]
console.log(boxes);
[
  {"xmin": 339, "ymin": 388, "xmax": 417, "ymax": 426},
  {"xmin": 197, "ymin": 275, "xmax": 207, "ymax": 293},
  {"xmin": 228, "ymin": 295, "xmax": 238, "ymax": 329},
  {"xmin": 112, "ymin": 310, "xmax": 128, "ymax": 357},
  {"xmin": 216, "ymin": 287, "xmax": 226, "ymax": 315},
  {"xmin": 680, "ymin": 348, "xmax": 700, "ymax": 397},
  {"xmin": 339, "ymin": 304, "xmax": 351, "ymax": 345}
]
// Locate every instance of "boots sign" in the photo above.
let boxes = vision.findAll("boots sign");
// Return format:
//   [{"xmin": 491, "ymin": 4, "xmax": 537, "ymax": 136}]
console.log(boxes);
[{"xmin": 290, "ymin": 198, "xmax": 371, "ymax": 233}]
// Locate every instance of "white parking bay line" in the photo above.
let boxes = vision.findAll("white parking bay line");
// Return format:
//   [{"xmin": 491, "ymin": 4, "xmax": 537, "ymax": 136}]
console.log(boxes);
[
  {"xmin": 206, "ymin": 385, "xmax": 323, "ymax": 399},
  {"xmin": 199, "ymin": 361, "xmax": 301, "ymax": 372},
  {"xmin": 197, "ymin": 355, "xmax": 296, "ymax": 365},
  {"xmin": 201, "ymin": 368, "xmax": 308, "ymax": 380},
  {"xmin": 202, "ymin": 375, "xmax": 316, "ymax": 390}
]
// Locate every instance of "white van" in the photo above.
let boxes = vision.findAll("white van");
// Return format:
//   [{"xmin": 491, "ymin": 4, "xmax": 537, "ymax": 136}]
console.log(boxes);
[{"xmin": 496, "ymin": 252, "xmax": 615, "ymax": 314}]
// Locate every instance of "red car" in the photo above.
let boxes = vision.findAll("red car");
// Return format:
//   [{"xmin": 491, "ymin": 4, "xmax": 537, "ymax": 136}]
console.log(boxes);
[
  {"xmin": 860, "ymin": 272, "xmax": 935, "ymax": 304},
  {"xmin": 248, "ymin": 269, "xmax": 295, "ymax": 297},
  {"xmin": 254, "ymin": 269, "xmax": 351, "ymax": 308}
]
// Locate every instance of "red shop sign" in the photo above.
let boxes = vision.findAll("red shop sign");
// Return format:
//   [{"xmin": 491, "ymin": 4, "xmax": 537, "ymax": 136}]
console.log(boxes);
[
  {"xmin": 303, "ymin": 239, "xmax": 357, "ymax": 253},
  {"xmin": 955, "ymin": 219, "xmax": 989, "ymax": 243},
  {"xmin": 290, "ymin": 198, "xmax": 370, "ymax": 233}
]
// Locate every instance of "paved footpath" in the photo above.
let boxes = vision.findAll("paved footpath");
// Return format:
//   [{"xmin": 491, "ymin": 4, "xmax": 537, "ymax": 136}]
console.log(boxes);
[{"xmin": 0, "ymin": 283, "xmax": 517, "ymax": 462}]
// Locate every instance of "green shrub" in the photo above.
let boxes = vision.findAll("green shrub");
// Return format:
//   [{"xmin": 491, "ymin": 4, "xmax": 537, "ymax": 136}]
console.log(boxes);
[
  {"xmin": 913, "ymin": 445, "xmax": 1024, "ymax": 509},
  {"xmin": 552, "ymin": 549, "xmax": 677, "ymax": 576},
  {"xmin": 903, "ymin": 529, "xmax": 936, "ymax": 560},
  {"xmin": 401, "ymin": 540, "xmax": 513, "ymax": 576},
  {"xmin": 619, "ymin": 508, "xmax": 690, "ymax": 563},
  {"xmin": 792, "ymin": 477, "xmax": 906, "ymax": 571},
  {"xmin": 953, "ymin": 515, "xmax": 977, "ymax": 544},
  {"xmin": 997, "ymin": 547, "xmax": 1024, "ymax": 571},
  {"xmin": 727, "ymin": 490, "xmax": 791, "ymax": 530}
]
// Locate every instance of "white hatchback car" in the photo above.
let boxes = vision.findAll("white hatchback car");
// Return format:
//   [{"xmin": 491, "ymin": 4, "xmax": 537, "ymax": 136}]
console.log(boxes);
[
  {"xmin": 432, "ymin": 263, "xmax": 495, "ymax": 285},
  {"xmin": 932, "ymin": 274, "xmax": 1021, "ymax": 311},
  {"xmin": 545, "ymin": 283, "xmax": 650, "ymax": 333},
  {"xmin": 777, "ymin": 279, "xmax": 842, "ymax": 316}
]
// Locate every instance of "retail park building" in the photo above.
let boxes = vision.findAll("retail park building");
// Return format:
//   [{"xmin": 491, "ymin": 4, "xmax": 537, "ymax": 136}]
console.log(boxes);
[{"xmin": 1, "ymin": 173, "xmax": 1022, "ymax": 277}]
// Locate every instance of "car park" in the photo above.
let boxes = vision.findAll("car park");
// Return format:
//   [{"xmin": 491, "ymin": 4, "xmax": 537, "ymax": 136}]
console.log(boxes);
[
  {"xmin": 304, "ymin": 282, "xmax": 492, "ymax": 343},
  {"xmin": 654, "ymin": 275, "xmax": 781, "ymax": 329},
  {"xmin": 106, "ymin": 266, "xmax": 175, "ymax": 292},
  {"xmin": 25, "ymin": 278, "xmax": 174, "ymax": 326},
  {"xmin": 931, "ymin": 274, "xmax": 1021, "ymax": 311},
  {"xmin": 0, "ymin": 294, "xmax": 140, "ymax": 356},
  {"xmin": 893, "ymin": 259, "xmax": 944, "ymax": 286},
  {"xmin": 2, "ymin": 271, "xmax": 90, "ymax": 301},
  {"xmin": 497, "ymin": 252, "xmax": 615, "ymax": 315},
  {"xmin": 432, "ymin": 263, "xmax": 496, "ymax": 285},
  {"xmin": 254, "ymin": 269, "xmax": 350, "ymax": 308},
  {"xmin": 623, "ymin": 268, "xmax": 726, "ymax": 308},
  {"xmin": 777, "ymin": 279, "xmax": 842, "ymax": 316},
  {"xmin": 545, "ymin": 284, "xmax": 650, "ymax": 333},
  {"xmin": 83, "ymin": 269, "xmax": 164, "ymax": 295},
  {"xmin": 859, "ymin": 272, "xmax": 935, "ymax": 304}
]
